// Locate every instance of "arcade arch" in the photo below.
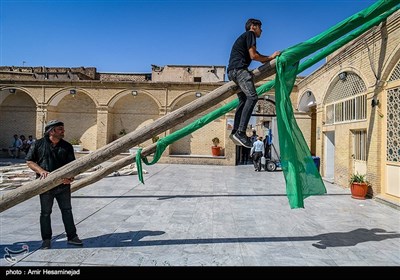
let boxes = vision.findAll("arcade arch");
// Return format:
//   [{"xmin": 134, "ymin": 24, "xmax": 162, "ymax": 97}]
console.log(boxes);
[
  {"xmin": 0, "ymin": 88, "xmax": 37, "ymax": 148},
  {"xmin": 47, "ymin": 88, "xmax": 98, "ymax": 151},
  {"xmin": 109, "ymin": 90, "xmax": 161, "ymax": 148},
  {"xmin": 170, "ymin": 91, "xmax": 224, "ymax": 156}
]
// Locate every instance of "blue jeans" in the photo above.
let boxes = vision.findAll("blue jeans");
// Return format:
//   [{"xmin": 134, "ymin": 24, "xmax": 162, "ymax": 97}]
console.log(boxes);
[
  {"xmin": 228, "ymin": 69, "xmax": 258, "ymax": 132},
  {"xmin": 39, "ymin": 185, "xmax": 77, "ymax": 241}
]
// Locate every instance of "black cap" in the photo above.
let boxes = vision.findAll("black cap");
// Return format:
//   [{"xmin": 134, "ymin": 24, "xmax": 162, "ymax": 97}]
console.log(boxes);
[{"xmin": 45, "ymin": 120, "xmax": 64, "ymax": 134}]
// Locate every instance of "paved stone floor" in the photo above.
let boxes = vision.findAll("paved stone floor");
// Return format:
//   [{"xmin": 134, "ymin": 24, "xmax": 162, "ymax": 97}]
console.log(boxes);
[{"xmin": 0, "ymin": 162, "xmax": 399, "ymax": 267}]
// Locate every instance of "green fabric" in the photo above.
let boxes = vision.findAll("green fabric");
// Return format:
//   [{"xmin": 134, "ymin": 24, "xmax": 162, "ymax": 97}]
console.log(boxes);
[
  {"xmin": 135, "ymin": 0, "xmax": 398, "ymax": 208},
  {"xmin": 136, "ymin": 147, "xmax": 144, "ymax": 183},
  {"xmin": 274, "ymin": 4, "xmax": 399, "ymax": 208}
]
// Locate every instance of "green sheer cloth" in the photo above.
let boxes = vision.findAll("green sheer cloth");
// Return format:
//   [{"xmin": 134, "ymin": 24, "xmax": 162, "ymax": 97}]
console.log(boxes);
[{"xmin": 136, "ymin": 0, "xmax": 398, "ymax": 208}]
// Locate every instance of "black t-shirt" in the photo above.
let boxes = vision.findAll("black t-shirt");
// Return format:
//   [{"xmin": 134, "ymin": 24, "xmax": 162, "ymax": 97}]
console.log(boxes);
[
  {"xmin": 25, "ymin": 137, "xmax": 75, "ymax": 177},
  {"xmin": 227, "ymin": 31, "xmax": 257, "ymax": 72}
]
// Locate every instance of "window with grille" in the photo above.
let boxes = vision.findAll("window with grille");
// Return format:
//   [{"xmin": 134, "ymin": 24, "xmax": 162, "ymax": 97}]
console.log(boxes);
[
  {"xmin": 388, "ymin": 61, "xmax": 400, "ymax": 82},
  {"xmin": 353, "ymin": 130, "xmax": 367, "ymax": 161},
  {"xmin": 387, "ymin": 87, "xmax": 399, "ymax": 162},
  {"xmin": 324, "ymin": 72, "xmax": 367, "ymax": 124},
  {"xmin": 326, "ymin": 94, "xmax": 366, "ymax": 124}
]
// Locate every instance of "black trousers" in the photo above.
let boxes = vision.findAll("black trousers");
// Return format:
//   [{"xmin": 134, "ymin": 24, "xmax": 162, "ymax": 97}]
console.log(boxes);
[
  {"xmin": 252, "ymin": 151, "xmax": 263, "ymax": 171},
  {"xmin": 39, "ymin": 185, "xmax": 77, "ymax": 241}
]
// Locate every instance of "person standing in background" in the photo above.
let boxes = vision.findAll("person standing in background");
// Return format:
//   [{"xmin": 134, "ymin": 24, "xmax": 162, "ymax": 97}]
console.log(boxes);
[
  {"xmin": 250, "ymin": 136, "xmax": 265, "ymax": 172},
  {"xmin": 8, "ymin": 134, "xmax": 22, "ymax": 158}
]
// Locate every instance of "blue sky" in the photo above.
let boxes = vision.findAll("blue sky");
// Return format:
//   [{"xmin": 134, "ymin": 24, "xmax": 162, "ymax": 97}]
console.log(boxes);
[{"xmin": 0, "ymin": 0, "xmax": 378, "ymax": 76}]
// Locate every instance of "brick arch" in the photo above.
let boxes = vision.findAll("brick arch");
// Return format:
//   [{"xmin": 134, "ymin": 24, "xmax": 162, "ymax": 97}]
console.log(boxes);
[
  {"xmin": 107, "ymin": 89, "xmax": 162, "ymax": 109},
  {"xmin": 322, "ymin": 68, "xmax": 367, "ymax": 105},
  {"xmin": 0, "ymin": 86, "xmax": 38, "ymax": 106},
  {"xmin": 169, "ymin": 90, "xmax": 209, "ymax": 110},
  {"xmin": 297, "ymin": 89, "xmax": 316, "ymax": 112},
  {"xmin": 109, "ymin": 89, "xmax": 161, "ymax": 147},
  {"xmin": 169, "ymin": 92, "xmax": 225, "ymax": 156},
  {"xmin": 0, "ymin": 88, "xmax": 37, "ymax": 149},
  {"xmin": 46, "ymin": 88, "xmax": 98, "ymax": 151},
  {"xmin": 48, "ymin": 87, "xmax": 98, "ymax": 107},
  {"xmin": 382, "ymin": 44, "xmax": 400, "ymax": 82}
]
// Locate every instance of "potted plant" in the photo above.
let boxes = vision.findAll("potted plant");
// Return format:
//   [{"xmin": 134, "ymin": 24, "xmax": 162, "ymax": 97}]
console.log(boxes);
[
  {"xmin": 349, "ymin": 172, "xmax": 368, "ymax": 200},
  {"xmin": 211, "ymin": 137, "xmax": 221, "ymax": 156},
  {"xmin": 70, "ymin": 138, "xmax": 83, "ymax": 152}
]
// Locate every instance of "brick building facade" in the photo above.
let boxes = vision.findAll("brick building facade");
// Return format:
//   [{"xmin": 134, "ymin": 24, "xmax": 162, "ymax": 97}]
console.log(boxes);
[{"xmin": 296, "ymin": 11, "xmax": 399, "ymax": 205}]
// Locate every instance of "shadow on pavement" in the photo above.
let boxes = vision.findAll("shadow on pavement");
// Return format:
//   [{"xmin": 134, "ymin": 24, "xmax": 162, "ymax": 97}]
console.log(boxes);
[{"xmin": 1, "ymin": 228, "xmax": 399, "ymax": 260}]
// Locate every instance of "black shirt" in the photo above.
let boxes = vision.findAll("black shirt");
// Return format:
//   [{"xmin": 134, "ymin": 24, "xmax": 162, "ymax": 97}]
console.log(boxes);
[
  {"xmin": 25, "ymin": 137, "xmax": 75, "ymax": 178},
  {"xmin": 227, "ymin": 30, "xmax": 257, "ymax": 72}
]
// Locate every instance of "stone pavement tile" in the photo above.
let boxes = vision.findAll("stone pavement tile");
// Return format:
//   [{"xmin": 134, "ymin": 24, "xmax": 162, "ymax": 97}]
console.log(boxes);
[
  {"xmin": 12, "ymin": 261, "xmax": 50, "ymax": 266},
  {"xmin": 326, "ymin": 246, "xmax": 367, "ymax": 262},
  {"xmin": 351, "ymin": 241, "xmax": 400, "ymax": 263},
  {"xmin": 49, "ymin": 248, "xmax": 95, "ymax": 265},
  {"xmin": 181, "ymin": 243, "xmax": 241, "ymax": 266},
  {"xmin": 80, "ymin": 248, "xmax": 125, "ymax": 266},
  {"xmin": 47, "ymin": 262, "xmax": 83, "ymax": 266},
  {"xmin": 0, "ymin": 259, "xmax": 11, "ymax": 266},
  {"xmin": 332, "ymin": 259, "xmax": 373, "ymax": 266},
  {"xmin": 21, "ymin": 248, "xmax": 64, "ymax": 263},
  {"xmin": 146, "ymin": 246, "xmax": 201, "ymax": 266},
  {"xmin": 302, "ymin": 258, "xmax": 338, "ymax": 266},
  {"xmin": 378, "ymin": 248, "xmax": 400, "ymax": 263},
  {"xmin": 112, "ymin": 250, "xmax": 149, "ymax": 266},
  {"xmin": 240, "ymin": 242, "xmax": 306, "ymax": 266},
  {"xmin": 360, "ymin": 259, "xmax": 400, "ymax": 266},
  {"xmin": 132, "ymin": 244, "xmax": 188, "ymax": 266},
  {"xmin": 182, "ymin": 253, "xmax": 218, "ymax": 266},
  {"xmin": 212, "ymin": 241, "xmax": 242, "ymax": 257},
  {"xmin": 207, "ymin": 254, "xmax": 243, "ymax": 266},
  {"xmin": 112, "ymin": 222, "xmax": 147, "ymax": 236}
]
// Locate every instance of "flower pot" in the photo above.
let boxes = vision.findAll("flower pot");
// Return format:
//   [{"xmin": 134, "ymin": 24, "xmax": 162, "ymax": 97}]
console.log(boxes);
[
  {"xmin": 211, "ymin": 146, "xmax": 221, "ymax": 156},
  {"xmin": 350, "ymin": 182, "xmax": 368, "ymax": 200}
]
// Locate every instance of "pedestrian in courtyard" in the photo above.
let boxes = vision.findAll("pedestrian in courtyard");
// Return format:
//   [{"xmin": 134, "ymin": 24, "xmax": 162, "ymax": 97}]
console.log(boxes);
[
  {"xmin": 25, "ymin": 135, "xmax": 36, "ymax": 153},
  {"xmin": 19, "ymin": 135, "xmax": 29, "ymax": 154},
  {"xmin": 25, "ymin": 120, "xmax": 83, "ymax": 249},
  {"xmin": 250, "ymin": 136, "xmax": 265, "ymax": 172},
  {"xmin": 227, "ymin": 18, "xmax": 280, "ymax": 148},
  {"xmin": 8, "ymin": 134, "xmax": 22, "ymax": 158},
  {"xmin": 250, "ymin": 129, "xmax": 258, "ymax": 145}
]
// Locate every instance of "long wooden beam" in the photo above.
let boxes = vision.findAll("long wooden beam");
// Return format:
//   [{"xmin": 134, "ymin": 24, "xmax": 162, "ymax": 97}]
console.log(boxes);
[{"xmin": 0, "ymin": 61, "xmax": 276, "ymax": 212}]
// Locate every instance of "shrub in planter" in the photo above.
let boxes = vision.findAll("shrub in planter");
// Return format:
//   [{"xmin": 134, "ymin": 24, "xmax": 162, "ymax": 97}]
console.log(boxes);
[{"xmin": 349, "ymin": 173, "xmax": 368, "ymax": 200}]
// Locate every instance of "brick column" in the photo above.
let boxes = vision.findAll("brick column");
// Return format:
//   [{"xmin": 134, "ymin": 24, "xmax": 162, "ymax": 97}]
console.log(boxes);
[
  {"xmin": 96, "ymin": 106, "xmax": 110, "ymax": 149},
  {"xmin": 36, "ymin": 104, "xmax": 47, "ymax": 139}
]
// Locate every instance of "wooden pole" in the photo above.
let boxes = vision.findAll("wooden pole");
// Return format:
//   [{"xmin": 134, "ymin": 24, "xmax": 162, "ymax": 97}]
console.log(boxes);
[{"xmin": 0, "ymin": 61, "xmax": 276, "ymax": 212}]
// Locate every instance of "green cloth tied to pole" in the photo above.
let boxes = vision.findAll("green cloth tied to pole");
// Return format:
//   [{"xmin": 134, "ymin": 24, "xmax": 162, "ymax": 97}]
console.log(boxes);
[{"xmin": 135, "ymin": 0, "xmax": 398, "ymax": 208}]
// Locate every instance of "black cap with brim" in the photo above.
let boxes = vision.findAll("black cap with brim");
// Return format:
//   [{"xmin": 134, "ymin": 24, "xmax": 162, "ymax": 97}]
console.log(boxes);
[{"xmin": 45, "ymin": 120, "xmax": 64, "ymax": 134}]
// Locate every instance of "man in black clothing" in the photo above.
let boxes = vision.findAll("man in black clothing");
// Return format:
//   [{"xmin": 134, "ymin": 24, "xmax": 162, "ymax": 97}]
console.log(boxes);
[
  {"xmin": 227, "ymin": 18, "xmax": 280, "ymax": 148},
  {"xmin": 26, "ymin": 120, "xmax": 83, "ymax": 249}
]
